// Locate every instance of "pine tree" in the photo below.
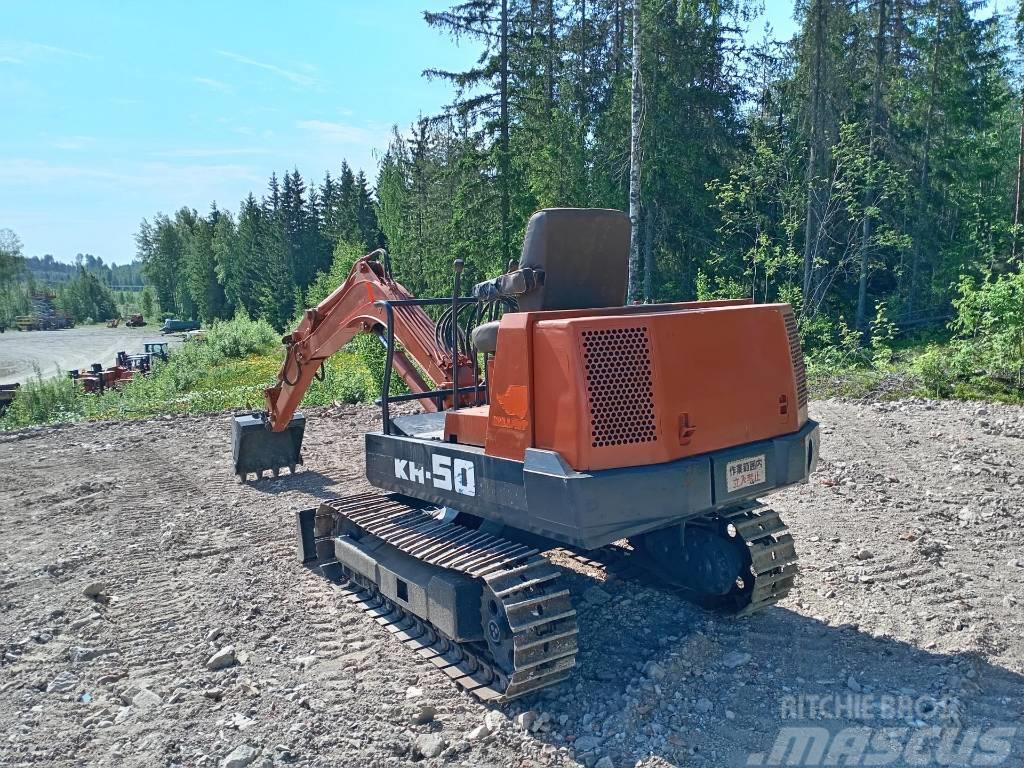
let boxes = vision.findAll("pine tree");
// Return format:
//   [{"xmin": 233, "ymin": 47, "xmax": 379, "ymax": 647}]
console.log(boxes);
[
  {"xmin": 425, "ymin": 0, "xmax": 515, "ymax": 265},
  {"xmin": 184, "ymin": 204, "xmax": 228, "ymax": 323}
]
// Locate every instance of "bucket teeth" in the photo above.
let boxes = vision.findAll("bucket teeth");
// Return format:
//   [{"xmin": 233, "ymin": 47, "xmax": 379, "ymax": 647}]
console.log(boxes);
[{"xmin": 232, "ymin": 413, "xmax": 306, "ymax": 481}]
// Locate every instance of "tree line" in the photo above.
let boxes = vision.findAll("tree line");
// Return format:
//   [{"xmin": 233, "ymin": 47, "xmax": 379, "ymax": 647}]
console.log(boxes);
[
  {"xmin": 134, "ymin": 0, "xmax": 1024, "ymax": 356},
  {"xmin": 22, "ymin": 254, "xmax": 146, "ymax": 288},
  {"xmin": 135, "ymin": 165, "xmax": 379, "ymax": 330},
  {"xmin": 0, "ymin": 229, "xmax": 127, "ymax": 327}
]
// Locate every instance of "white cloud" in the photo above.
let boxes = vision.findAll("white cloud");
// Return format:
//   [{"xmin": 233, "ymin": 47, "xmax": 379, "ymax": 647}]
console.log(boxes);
[
  {"xmin": 297, "ymin": 119, "xmax": 375, "ymax": 145},
  {"xmin": 154, "ymin": 147, "xmax": 270, "ymax": 159},
  {"xmin": 193, "ymin": 76, "xmax": 233, "ymax": 94},
  {"xmin": 0, "ymin": 158, "xmax": 261, "ymax": 189},
  {"xmin": 52, "ymin": 136, "xmax": 95, "ymax": 151},
  {"xmin": 0, "ymin": 40, "xmax": 96, "ymax": 62},
  {"xmin": 215, "ymin": 50, "xmax": 316, "ymax": 87},
  {"xmin": 0, "ymin": 159, "xmax": 124, "ymax": 185}
]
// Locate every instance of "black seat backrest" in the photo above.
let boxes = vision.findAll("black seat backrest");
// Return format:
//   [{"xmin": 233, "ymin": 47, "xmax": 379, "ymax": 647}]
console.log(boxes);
[{"xmin": 516, "ymin": 208, "xmax": 630, "ymax": 312}]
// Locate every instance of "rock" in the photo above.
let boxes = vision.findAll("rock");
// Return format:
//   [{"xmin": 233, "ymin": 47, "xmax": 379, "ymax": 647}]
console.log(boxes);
[
  {"xmin": 132, "ymin": 688, "xmax": 162, "ymax": 710},
  {"xmin": 847, "ymin": 675, "xmax": 862, "ymax": 692},
  {"xmin": 642, "ymin": 661, "xmax": 665, "ymax": 680},
  {"xmin": 466, "ymin": 723, "xmax": 492, "ymax": 741},
  {"xmin": 225, "ymin": 713, "xmax": 255, "ymax": 731},
  {"xmin": 957, "ymin": 507, "xmax": 981, "ymax": 524},
  {"xmin": 405, "ymin": 685, "xmax": 423, "ymax": 700},
  {"xmin": 204, "ymin": 687, "xmax": 225, "ymax": 701},
  {"xmin": 530, "ymin": 712, "xmax": 549, "ymax": 733},
  {"xmin": 1009, "ymin": 559, "xmax": 1022, "ymax": 569},
  {"xmin": 695, "ymin": 697, "xmax": 713, "ymax": 713},
  {"xmin": 725, "ymin": 709, "xmax": 736, "ymax": 720},
  {"xmin": 583, "ymin": 586, "xmax": 613, "ymax": 606},
  {"xmin": 69, "ymin": 646, "xmax": 111, "ymax": 663},
  {"xmin": 414, "ymin": 733, "xmax": 445, "ymax": 759},
  {"xmin": 221, "ymin": 744, "xmax": 260, "ymax": 768},
  {"xmin": 46, "ymin": 671, "xmax": 78, "ymax": 694},
  {"xmin": 574, "ymin": 735, "xmax": 602, "ymax": 754},
  {"xmin": 855, "ymin": 548, "xmax": 874, "ymax": 561},
  {"xmin": 410, "ymin": 703, "xmax": 436, "ymax": 725},
  {"xmin": 484, "ymin": 710, "xmax": 506, "ymax": 733},
  {"xmin": 83, "ymin": 582, "xmax": 106, "ymax": 598},
  {"xmin": 595, "ymin": 757, "xmax": 615, "ymax": 768},
  {"xmin": 722, "ymin": 651, "xmax": 751, "ymax": 669},
  {"xmin": 515, "ymin": 710, "xmax": 539, "ymax": 731},
  {"xmin": 207, "ymin": 645, "xmax": 236, "ymax": 671}
]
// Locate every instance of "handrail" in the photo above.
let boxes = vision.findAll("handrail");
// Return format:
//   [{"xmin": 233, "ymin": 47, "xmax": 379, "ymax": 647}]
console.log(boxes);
[{"xmin": 374, "ymin": 290, "xmax": 480, "ymax": 435}]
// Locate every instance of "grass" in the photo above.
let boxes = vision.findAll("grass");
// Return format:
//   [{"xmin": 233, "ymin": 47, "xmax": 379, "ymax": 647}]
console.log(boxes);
[{"xmin": 0, "ymin": 315, "xmax": 376, "ymax": 430}]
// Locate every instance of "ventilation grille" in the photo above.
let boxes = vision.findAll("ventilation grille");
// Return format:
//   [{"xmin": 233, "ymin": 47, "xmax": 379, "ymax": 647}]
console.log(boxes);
[
  {"xmin": 582, "ymin": 327, "xmax": 657, "ymax": 448},
  {"xmin": 783, "ymin": 309, "xmax": 809, "ymax": 409}
]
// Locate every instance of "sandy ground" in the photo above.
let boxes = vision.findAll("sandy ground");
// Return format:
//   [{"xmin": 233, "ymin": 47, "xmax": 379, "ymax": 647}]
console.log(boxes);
[
  {"xmin": 0, "ymin": 326, "xmax": 174, "ymax": 384},
  {"xmin": 1, "ymin": 399, "xmax": 1023, "ymax": 768}
]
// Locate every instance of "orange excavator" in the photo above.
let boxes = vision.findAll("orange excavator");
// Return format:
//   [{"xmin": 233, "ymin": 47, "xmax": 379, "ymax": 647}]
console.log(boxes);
[{"xmin": 233, "ymin": 208, "xmax": 819, "ymax": 700}]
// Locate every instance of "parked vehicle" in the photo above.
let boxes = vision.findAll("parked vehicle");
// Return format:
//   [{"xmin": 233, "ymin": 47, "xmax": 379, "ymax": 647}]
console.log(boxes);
[{"xmin": 160, "ymin": 318, "xmax": 200, "ymax": 334}]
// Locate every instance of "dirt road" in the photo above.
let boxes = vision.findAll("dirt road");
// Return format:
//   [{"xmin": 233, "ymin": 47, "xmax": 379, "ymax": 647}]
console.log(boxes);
[
  {"xmin": 0, "ymin": 325, "xmax": 172, "ymax": 384},
  {"xmin": 1, "ymin": 399, "xmax": 1022, "ymax": 767}
]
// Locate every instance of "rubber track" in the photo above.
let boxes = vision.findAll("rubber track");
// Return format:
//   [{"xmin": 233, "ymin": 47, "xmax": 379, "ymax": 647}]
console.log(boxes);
[
  {"xmin": 720, "ymin": 503, "xmax": 800, "ymax": 615},
  {"xmin": 320, "ymin": 493, "xmax": 579, "ymax": 702},
  {"xmin": 573, "ymin": 503, "xmax": 799, "ymax": 615}
]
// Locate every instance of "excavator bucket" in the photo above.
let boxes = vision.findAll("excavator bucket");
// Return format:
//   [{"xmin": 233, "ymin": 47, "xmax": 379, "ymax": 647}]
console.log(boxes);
[{"xmin": 232, "ymin": 412, "xmax": 305, "ymax": 480}]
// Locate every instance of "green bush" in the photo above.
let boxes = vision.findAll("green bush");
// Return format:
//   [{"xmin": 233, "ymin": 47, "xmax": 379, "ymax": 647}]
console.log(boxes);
[
  {"xmin": 869, "ymin": 301, "xmax": 897, "ymax": 367},
  {"xmin": 912, "ymin": 345, "xmax": 954, "ymax": 397},
  {"xmin": 305, "ymin": 354, "xmax": 375, "ymax": 404},
  {"xmin": 953, "ymin": 270, "xmax": 1024, "ymax": 389},
  {"xmin": 2, "ymin": 367, "xmax": 85, "ymax": 427}
]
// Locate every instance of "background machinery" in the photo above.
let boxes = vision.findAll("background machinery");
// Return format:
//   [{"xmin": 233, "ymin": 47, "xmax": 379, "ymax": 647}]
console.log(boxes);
[{"xmin": 233, "ymin": 208, "xmax": 820, "ymax": 701}]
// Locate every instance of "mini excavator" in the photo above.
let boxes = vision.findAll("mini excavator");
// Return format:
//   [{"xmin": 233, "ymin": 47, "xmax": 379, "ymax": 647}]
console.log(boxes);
[{"xmin": 233, "ymin": 208, "xmax": 820, "ymax": 701}]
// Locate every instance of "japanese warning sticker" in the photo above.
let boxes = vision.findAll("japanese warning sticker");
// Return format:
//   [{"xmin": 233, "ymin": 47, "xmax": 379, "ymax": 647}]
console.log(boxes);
[{"xmin": 726, "ymin": 454, "xmax": 766, "ymax": 492}]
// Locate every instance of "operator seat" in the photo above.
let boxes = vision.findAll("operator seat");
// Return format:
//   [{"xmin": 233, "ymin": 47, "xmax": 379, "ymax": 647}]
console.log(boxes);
[{"xmin": 471, "ymin": 208, "xmax": 630, "ymax": 354}]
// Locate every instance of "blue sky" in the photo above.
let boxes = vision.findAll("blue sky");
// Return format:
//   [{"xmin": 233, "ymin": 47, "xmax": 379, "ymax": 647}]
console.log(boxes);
[{"xmin": 1, "ymin": 1, "xmax": 799, "ymax": 265}]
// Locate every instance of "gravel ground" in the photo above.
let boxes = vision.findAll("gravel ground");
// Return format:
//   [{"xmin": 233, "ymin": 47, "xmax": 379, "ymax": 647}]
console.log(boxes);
[
  {"xmin": 0, "ymin": 325, "xmax": 173, "ymax": 384},
  {"xmin": 1, "ymin": 399, "xmax": 1023, "ymax": 768}
]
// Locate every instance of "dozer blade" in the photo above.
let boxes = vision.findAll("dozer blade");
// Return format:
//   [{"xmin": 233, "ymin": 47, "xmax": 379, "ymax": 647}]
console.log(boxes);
[{"xmin": 232, "ymin": 412, "xmax": 305, "ymax": 480}]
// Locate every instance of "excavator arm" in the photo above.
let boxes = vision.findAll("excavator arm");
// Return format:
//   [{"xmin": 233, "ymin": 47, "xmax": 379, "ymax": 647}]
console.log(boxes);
[{"xmin": 232, "ymin": 251, "xmax": 475, "ymax": 479}]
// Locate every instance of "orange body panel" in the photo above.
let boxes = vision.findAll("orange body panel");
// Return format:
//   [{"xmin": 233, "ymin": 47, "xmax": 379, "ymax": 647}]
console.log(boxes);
[
  {"xmin": 444, "ymin": 406, "xmax": 490, "ymax": 446},
  {"xmin": 481, "ymin": 301, "xmax": 807, "ymax": 471},
  {"xmin": 484, "ymin": 312, "xmax": 536, "ymax": 461}
]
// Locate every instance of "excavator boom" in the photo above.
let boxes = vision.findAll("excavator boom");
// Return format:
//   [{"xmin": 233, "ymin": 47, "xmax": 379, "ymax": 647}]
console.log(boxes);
[{"xmin": 232, "ymin": 251, "xmax": 474, "ymax": 480}]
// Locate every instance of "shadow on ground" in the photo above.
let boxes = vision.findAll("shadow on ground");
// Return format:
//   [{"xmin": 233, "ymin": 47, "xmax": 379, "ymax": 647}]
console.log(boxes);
[
  {"xmin": 244, "ymin": 470, "xmax": 343, "ymax": 499},
  {"xmin": 306, "ymin": 546, "xmax": 1024, "ymax": 767},
  {"xmin": 504, "ymin": 566, "xmax": 1024, "ymax": 767}
]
